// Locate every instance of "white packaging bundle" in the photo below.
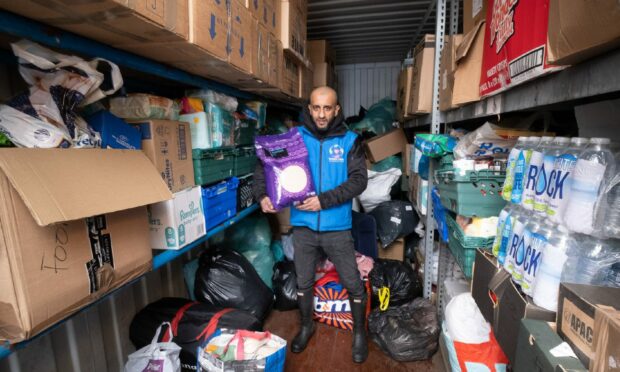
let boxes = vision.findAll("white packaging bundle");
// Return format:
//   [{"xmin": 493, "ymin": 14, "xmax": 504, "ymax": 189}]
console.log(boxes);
[
  {"xmin": 453, "ymin": 123, "xmax": 517, "ymax": 159},
  {"xmin": 358, "ymin": 168, "xmax": 402, "ymax": 212}
]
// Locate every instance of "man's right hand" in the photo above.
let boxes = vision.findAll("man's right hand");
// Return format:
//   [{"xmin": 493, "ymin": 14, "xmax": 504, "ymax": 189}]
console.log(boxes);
[{"xmin": 260, "ymin": 196, "xmax": 276, "ymax": 213}]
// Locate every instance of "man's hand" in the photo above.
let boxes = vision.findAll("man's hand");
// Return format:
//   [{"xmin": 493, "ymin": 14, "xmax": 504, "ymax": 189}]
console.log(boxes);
[
  {"xmin": 296, "ymin": 196, "xmax": 322, "ymax": 212},
  {"xmin": 260, "ymin": 196, "xmax": 276, "ymax": 213}
]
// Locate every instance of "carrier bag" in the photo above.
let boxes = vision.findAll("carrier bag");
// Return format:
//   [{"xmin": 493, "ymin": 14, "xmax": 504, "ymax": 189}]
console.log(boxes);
[
  {"xmin": 272, "ymin": 261, "xmax": 298, "ymax": 311},
  {"xmin": 125, "ymin": 322, "xmax": 181, "ymax": 372},
  {"xmin": 313, "ymin": 271, "xmax": 371, "ymax": 331}
]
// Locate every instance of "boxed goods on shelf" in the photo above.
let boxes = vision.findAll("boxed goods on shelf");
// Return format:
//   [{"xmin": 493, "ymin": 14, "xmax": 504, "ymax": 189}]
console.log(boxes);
[
  {"xmin": 190, "ymin": 0, "xmax": 229, "ymax": 60},
  {"xmin": 253, "ymin": 21, "xmax": 271, "ymax": 82},
  {"xmin": 591, "ymin": 306, "xmax": 620, "ymax": 372},
  {"xmin": 268, "ymin": 32, "xmax": 283, "ymax": 88},
  {"xmin": 453, "ymin": 21, "xmax": 485, "ymax": 106},
  {"xmin": 229, "ymin": 0, "xmax": 253, "ymax": 73},
  {"xmin": 299, "ymin": 64, "xmax": 314, "ymax": 99},
  {"xmin": 364, "ymin": 128, "xmax": 407, "ymax": 163},
  {"xmin": 237, "ymin": 173, "xmax": 254, "ymax": 212},
  {"xmin": 130, "ymin": 119, "xmax": 195, "ymax": 193},
  {"xmin": 307, "ymin": 40, "xmax": 335, "ymax": 65},
  {"xmin": 439, "ymin": 34, "xmax": 464, "ymax": 111},
  {"xmin": 396, "ymin": 67, "xmax": 414, "ymax": 120},
  {"xmin": 192, "ymin": 147, "xmax": 235, "ymax": 185},
  {"xmin": 410, "ymin": 35, "xmax": 435, "ymax": 114},
  {"xmin": 148, "ymin": 186, "xmax": 206, "ymax": 250},
  {"xmin": 202, "ymin": 178, "xmax": 239, "ymax": 230},
  {"xmin": 463, "ymin": 0, "xmax": 487, "ymax": 34},
  {"xmin": 234, "ymin": 146, "xmax": 258, "ymax": 176},
  {"xmin": 280, "ymin": 0, "xmax": 307, "ymax": 59},
  {"xmin": 282, "ymin": 53, "xmax": 300, "ymax": 97},
  {"xmin": 312, "ymin": 62, "xmax": 335, "ymax": 89},
  {"xmin": 250, "ymin": 0, "xmax": 279, "ymax": 37},
  {"xmin": 0, "ymin": 149, "xmax": 171, "ymax": 343},
  {"xmin": 86, "ymin": 111, "xmax": 142, "ymax": 150}
]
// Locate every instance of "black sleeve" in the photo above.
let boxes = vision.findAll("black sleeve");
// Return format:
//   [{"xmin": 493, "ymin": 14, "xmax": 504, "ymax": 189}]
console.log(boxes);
[
  {"xmin": 318, "ymin": 136, "xmax": 368, "ymax": 210},
  {"xmin": 251, "ymin": 160, "xmax": 268, "ymax": 203}
]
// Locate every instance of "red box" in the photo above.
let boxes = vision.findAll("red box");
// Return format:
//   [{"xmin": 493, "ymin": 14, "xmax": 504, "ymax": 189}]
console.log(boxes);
[{"xmin": 479, "ymin": 0, "xmax": 562, "ymax": 98}]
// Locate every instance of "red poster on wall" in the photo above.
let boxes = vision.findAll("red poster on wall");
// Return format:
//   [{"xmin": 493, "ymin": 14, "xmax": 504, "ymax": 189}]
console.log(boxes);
[{"xmin": 479, "ymin": 0, "xmax": 563, "ymax": 98}]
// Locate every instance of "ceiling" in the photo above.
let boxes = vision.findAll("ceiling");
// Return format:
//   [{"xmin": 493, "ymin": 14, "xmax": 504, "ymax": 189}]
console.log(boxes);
[{"xmin": 307, "ymin": 0, "xmax": 462, "ymax": 65}]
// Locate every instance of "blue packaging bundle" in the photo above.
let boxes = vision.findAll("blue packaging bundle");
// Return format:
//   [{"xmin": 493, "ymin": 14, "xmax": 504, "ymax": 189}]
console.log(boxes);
[
  {"xmin": 431, "ymin": 187, "xmax": 449, "ymax": 242},
  {"xmin": 414, "ymin": 134, "xmax": 457, "ymax": 158},
  {"xmin": 86, "ymin": 111, "xmax": 142, "ymax": 150}
]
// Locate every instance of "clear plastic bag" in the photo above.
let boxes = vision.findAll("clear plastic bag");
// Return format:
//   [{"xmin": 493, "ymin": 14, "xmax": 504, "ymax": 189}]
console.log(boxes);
[{"xmin": 188, "ymin": 89, "xmax": 238, "ymax": 112}]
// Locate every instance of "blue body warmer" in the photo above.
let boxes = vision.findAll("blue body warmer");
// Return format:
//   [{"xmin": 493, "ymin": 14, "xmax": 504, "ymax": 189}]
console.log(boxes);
[{"xmin": 290, "ymin": 126, "xmax": 358, "ymax": 231}]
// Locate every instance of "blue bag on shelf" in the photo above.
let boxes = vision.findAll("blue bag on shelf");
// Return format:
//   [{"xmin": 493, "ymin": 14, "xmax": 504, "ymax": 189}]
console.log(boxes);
[
  {"xmin": 414, "ymin": 134, "xmax": 456, "ymax": 158},
  {"xmin": 431, "ymin": 187, "xmax": 449, "ymax": 242},
  {"xmin": 86, "ymin": 111, "xmax": 142, "ymax": 150}
]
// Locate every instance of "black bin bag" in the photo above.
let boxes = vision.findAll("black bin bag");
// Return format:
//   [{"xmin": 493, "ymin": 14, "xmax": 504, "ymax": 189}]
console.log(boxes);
[
  {"xmin": 370, "ymin": 200, "xmax": 418, "ymax": 248},
  {"xmin": 129, "ymin": 297, "xmax": 262, "ymax": 371},
  {"xmin": 272, "ymin": 261, "xmax": 297, "ymax": 310},
  {"xmin": 194, "ymin": 248, "xmax": 274, "ymax": 321},
  {"xmin": 369, "ymin": 259, "xmax": 422, "ymax": 309},
  {"xmin": 368, "ymin": 298, "xmax": 439, "ymax": 362}
]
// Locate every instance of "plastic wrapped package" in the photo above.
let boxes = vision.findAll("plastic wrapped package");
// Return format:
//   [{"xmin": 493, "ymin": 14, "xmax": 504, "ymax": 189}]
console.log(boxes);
[
  {"xmin": 109, "ymin": 94, "xmax": 179, "ymax": 120},
  {"xmin": 349, "ymin": 98, "xmax": 396, "ymax": 136},
  {"xmin": 240, "ymin": 101, "xmax": 267, "ymax": 129},
  {"xmin": 415, "ymin": 134, "xmax": 457, "ymax": 158},
  {"xmin": 368, "ymin": 298, "xmax": 440, "ymax": 361},
  {"xmin": 358, "ymin": 168, "xmax": 402, "ymax": 212},
  {"xmin": 370, "ymin": 155, "xmax": 402, "ymax": 172},
  {"xmin": 368, "ymin": 259, "xmax": 422, "ymax": 310},
  {"xmin": 369, "ymin": 200, "xmax": 418, "ymax": 248},
  {"xmin": 187, "ymin": 89, "xmax": 238, "ymax": 112},
  {"xmin": 272, "ymin": 261, "xmax": 297, "ymax": 311},
  {"xmin": 206, "ymin": 102, "xmax": 234, "ymax": 148},
  {"xmin": 178, "ymin": 97, "xmax": 204, "ymax": 114},
  {"xmin": 194, "ymin": 249, "xmax": 274, "ymax": 321},
  {"xmin": 445, "ymin": 293, "xmax": 490, "ymax": 344},
  {"xmin": 453, "ymin": 123, "xmax": 519, "ymax": 159},
  {"xmin": 255, "ymin": 128, "xmax": 316, "ymax": 210}
]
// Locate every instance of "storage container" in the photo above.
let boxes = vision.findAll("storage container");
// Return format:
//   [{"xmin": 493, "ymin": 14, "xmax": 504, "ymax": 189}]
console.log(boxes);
[
  {"xmin": 234, "ymin": 117, "xmax": 257, "ymax": 146},
  {"xmin": 237, "ymin": 174, "xmax": 254, "ymax": 212},
  {"xmin": 446, "ymin": 213, "xmax": 493, "ymax": 279},
  {"xmin": 193, "ymin": 148, "xmax": 235, "ymax": 186},
  {"xmin": 234, "ymin": 146, "xmax": 258, "ymax": 177},
  {"xmin": 202, "ymin": 177, "xmax": 239, "ymax": 230}
]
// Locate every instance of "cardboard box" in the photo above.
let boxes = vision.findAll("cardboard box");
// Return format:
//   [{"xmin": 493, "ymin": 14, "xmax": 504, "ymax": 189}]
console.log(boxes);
[
  {"xmin": 307, "ymin": 40, "xmax": 336, "ymax": 65},
  {"xmin": 282, "ymin": 53, "xmax": 300, "ymax": 97},
  {"xmin": 377, "ymin": 238, "xmax": 404, "ymax": 261},
  {"xmin": 252, "ymin": 20, "xmax": 270, "ymax": 82},
  {"xmin": 190, "ymin": 0, "xmax": 229, "ymax": 60},
  {"xmin": 557, "ymin": 283, "xmax": 620, "ymax": 368},
  {"xmin": 0, "ymin": 149, "xmax": 171, "ymax": 343},
  {"xmin": 0, "ymin": 0, "xmax": 189, "ymax": 46},
  {"xmin": 547, "ymin": 0, "xmax": 620, "ymax": 66},
  {"xmin": 514, "ymin": 320, "xmax": 587, "ymax": 372},
  {"xmin": 299, "ymin": 64, "xmax": 314, "ymax": 100},
  {"xmin": 396, "ymin": 67, "xmax": 414, "ymax": 120},
  {"xmin": 86, "ymin": 111, "xmax": 142, "ymax": 150},
  {"xmin": 453, "ymin": 21, "xmax": 485, "ymax": 106},
  {"xmin": 265, "ymin": 0, "xmax": 280, "ymax": 38},
  {"xmin": 364, "ymin": 128, "xmax": 407, "ymax": 163},
  {"xmin": 410, "ymin": 35, "xmax": 435, "ymax": 115},
  {"xmin": 592, "ymin": 306, "xmax": 620, "ymax": 372},
  {"xmin": 280, "ymin": 0, "xmax": 307, "ymax": 58},
  {"xmin": 268, "ymin": 32, "xmax": 282, "ymax": 88},
  {"xmin": 148, "ymin": 186, "xmax": 206, "ymax": 250},
  {"xmin": 312, "ymin": 62, "xmax": 336, "ymax": 88},
  {"xmin": 471, "ymin": 249, "xmax": 556, "ymax": 364},
  {"xmin": 463, "ymin": 0, "xmax": 487, "ymax": 34},
  {"xmin": 479, "ymin": 0, "xmax": 562, "ymax": 98},
  {"xmin": 439, "ymin": 34, "xmax": 464, "ymax": 111},
  {"xmin": 229, "ymin": 0, "xmax": 253, "ymax": 73},
  {"xmin": 131, "ymin": 120, "xmax": 195, "ymax": 194}
]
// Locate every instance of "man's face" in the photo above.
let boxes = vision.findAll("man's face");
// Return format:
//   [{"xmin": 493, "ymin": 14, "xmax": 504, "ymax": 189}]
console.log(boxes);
[{"xmin": 308, "ymin": 91, "xmax": 340, "ymax": 129}]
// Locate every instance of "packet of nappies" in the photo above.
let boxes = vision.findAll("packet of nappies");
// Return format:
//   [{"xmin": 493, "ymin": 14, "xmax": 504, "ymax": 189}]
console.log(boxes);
[{"xmin": 255, "ymin": 128, "xmax": 316, "ymax": 210}]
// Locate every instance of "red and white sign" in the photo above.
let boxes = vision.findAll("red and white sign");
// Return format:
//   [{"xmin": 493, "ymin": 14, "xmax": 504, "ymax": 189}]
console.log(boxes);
[{"xmin": 479, "ymin": 0, "xmax": 562, "ymax": 97}]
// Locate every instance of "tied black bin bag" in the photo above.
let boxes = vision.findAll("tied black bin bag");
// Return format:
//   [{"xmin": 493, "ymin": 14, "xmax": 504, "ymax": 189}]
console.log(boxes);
[
  {"xmin": 272, "ymin": 261, "xmax": 298, "ymax": 311},
  {"xmin": 370, "ymin": 200, "xmax": 418, "ymax": 248},
  {"xmin": 195, "ymin": 249, "xmax": 274, "ymax": 321},
  {"xmin": 369, "ymin": 298, "xmax": 440, "ymax": 362},
  {"xmin": 129, "ymin": 297, "xmax": 262, "ymax": 371},
  {"xmin": 369, "ymin": 259, "xmax": 423, "ymax": 309}
]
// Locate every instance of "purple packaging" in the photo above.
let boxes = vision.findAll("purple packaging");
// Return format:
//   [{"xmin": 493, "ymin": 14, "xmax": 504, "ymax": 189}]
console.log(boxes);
[{"xmin": 255, "ymin": 127, "xmax": 316, "ymax": 210}]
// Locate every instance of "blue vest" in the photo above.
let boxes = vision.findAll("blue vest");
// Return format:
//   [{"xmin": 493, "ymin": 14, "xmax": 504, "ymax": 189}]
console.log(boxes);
[{"xmin": 290, "ymin": 126, "xmax": 358, "ymax": 231}]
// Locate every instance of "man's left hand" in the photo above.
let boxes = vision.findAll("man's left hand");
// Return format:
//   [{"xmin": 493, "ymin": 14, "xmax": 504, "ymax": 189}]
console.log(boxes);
[{"xmin": 296, "ymin": 196, "xmax": 322, "ymax": 212}]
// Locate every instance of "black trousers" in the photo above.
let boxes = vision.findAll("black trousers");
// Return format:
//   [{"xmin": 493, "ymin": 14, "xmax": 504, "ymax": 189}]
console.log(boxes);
[{"xmin": 292, "ymin": 227, "xmax": 365, "ymax": 298}]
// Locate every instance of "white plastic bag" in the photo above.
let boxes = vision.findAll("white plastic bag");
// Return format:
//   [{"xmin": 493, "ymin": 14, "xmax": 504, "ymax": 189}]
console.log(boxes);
[
  {"xmin": 358, "ymin": 168, "xmax": 402, "ymax": 212},
  {"xmin": 124, "ymin": 322, "xmax": 181, "ymax": 372},
  {"xmin": 445, "ymin": 293, "xmax": 490, "ymax": 344},
  {"xmin": 0, "ymin": 105, "xmax": 70, "ymax": 148},
  {"xmin": 453, "ymin": 123, "xmax": 517, "ymax": 159}
]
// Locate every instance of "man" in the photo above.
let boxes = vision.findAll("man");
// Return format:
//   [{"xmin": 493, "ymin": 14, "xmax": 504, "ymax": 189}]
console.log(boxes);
[{"xmin": 252, "ymin": 86, "xmax": 369, "ymax": 363}]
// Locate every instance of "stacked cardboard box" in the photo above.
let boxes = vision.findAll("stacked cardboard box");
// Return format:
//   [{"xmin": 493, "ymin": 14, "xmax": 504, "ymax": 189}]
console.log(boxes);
[
  {"xmin": 396, "ymin": 67, "xmax": 414, "ymax": 120},
  {"xmin": 282, "ymin": 53, "xmax": 301, "ymax": 97},
  {"xmin": 307, "ymin": 40, "xmax": 337, "ymax": 89},
  {"xmin": 409, "ymin": 35, "xmax": 435, "ymax": 115},
  {"xmin": 462, "ymin": 0, "xmax": 487, "ymax": 35},
  {"xmin": 280, "ymin": 0, "xmax": 308, "ymax": 60},
  {"xmin": 452, "ymin": 21, "xmax": 485, "ymax": 107},
  {"xmin": 439, "ymin": 34, "xmax": 464, "ymax": 111}
]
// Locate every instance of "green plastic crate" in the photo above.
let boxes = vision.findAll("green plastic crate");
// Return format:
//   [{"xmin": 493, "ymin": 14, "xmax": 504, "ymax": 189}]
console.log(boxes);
[
  {"xmin": 233, "ymin": 146, "xmax": 257, "ymax": 177},
  {"xmin": 234, "ymin": 119, "xmax": 257, "ymax": 146},
  {"xmin": 447, "ymin": 234, "xmax": 478, "ymax": 279},
  {"xmin": 435, "ymin": 168, "xmax": 506, "ymax": 217},
  {"xmin": 445, "ymin": 213, "xmax": 495, "ymax": 249},
  {"xmin": 193, "ymin": 147, "xmax": 235, "ymax": 185}
]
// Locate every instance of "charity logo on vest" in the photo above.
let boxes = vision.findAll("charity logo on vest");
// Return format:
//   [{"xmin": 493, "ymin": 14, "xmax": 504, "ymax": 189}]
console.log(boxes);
[{"xmin": 328, "ymin": 144, "xmax": 345, "ymax": 163}]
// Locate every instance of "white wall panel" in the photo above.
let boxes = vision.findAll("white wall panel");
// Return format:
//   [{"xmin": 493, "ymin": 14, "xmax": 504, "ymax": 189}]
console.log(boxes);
[{"xmin": 335, "ymin": 61, "xmax": 401, "ymax": 118}]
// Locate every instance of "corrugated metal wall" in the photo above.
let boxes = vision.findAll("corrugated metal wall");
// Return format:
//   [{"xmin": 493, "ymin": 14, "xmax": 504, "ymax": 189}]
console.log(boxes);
[{"xmin": 335, "ymin": 61, "xmax": 402, "ymax": 118}]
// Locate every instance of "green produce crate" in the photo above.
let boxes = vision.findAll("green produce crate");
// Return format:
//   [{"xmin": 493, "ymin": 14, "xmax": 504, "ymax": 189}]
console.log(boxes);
[
  {"xmin": 193, "ymin": 147, "xmax": 235, "ymax": 185},
  {"xmin": 435, "ymin": 168, "xmax": 506, "ymax": 217},
  {"xmin": 234, "ymin": 118, "xmax": 257, "ymax": 146},
  {"xmin": 233, "ymin": 146, "xmax": 257, "ymax": 177},
  {"xmin": 445, "ymin": 213, "xmax": 495, "ymax": 249}
]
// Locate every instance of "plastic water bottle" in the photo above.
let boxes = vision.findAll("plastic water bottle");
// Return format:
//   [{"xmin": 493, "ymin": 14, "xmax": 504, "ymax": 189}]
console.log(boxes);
[
  {"xmin": 603, "ymin": 151, "xmax": 620, "ymax": 239},
  {"xmin": 497, "ymin": 205, "xmax": 520, "ymax": 265},
  {"xmin": 523, "ymin": 136, "xmax": 555, "ymax": 211},
  {"xmin": 561, "ymin": 234, "xmax": 620, "ymax": 286},
  {"xmin": 503, "ymin": 207, "xmax": 529, "ymax": 280},
  {"xmin": 564, "ymin": 138, "xmax": 616, "ymax": 235},
  {"xmin": 533, "ymin": 225, "xmax": 575, "ymax": 311},
  {"xmin": 492, "ymin": 204, "xmax": 514, "ymax": 257},
  {"xmin": 546, "ymin": 137, "xmax": 589, "ymax": 224},
  {"xmin": 503, "ymin": 136, "xmax": 529, "ymax": 201},
  {"xmin": 521, "ymin": 219, "xmax": 555, "ymax": 296},
  {"xmin": 533, "ymin": 137, "xmax": 570, "ymax": 216},
  {"xmin": 513, "ymin": 214, "xmax": 548, "ymax": 289},
  {"xmin": 511, "ymin": 137, "xmax": 540, "ymax": 205}
]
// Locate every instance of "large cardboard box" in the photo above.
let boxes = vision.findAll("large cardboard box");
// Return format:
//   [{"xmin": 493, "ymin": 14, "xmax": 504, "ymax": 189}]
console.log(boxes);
[
  {"xmin": 592, "ymin": 306, "xmax": 620, "ymax": 372},
  {"xmin": 312, "ymin": 62, "xmax": 336, "ymax": 88},
  {"xmin": 0, "ymin": 0, "xmax": 189, "ymax": 46},
  {"xmin": 439, "ymin": 34, "xmax": 464, "ymax": 111},
  {"xmin": 377, "ymin": 238, "xmax": 404, "ymax": 261},
  {"xmin": 282, "ymin": 53, "xmax": 300, "ymax": 97},
  {"xmin": 396, "ymin": 67, "xmax": 414, "ymax": 120},
  {"xmin": 307, "ymin": 40, "xmax": 336, "ymax": 65},
  {"xmin": 479, "ymin": 0, "xmax": 562, "ymax": 98},
  {"xmin": 410, "ymin": 35, "xmax": 435, "ymax": 114},
  {"xmin": 299, "ymin": 64, "xmax": 314, "ymax": 100},
  {"xmin": 252, "ymin": 21, "xmax": 271, "ymax": 82},
  {"xmin": 471, "ymin": 249, "xmax": 556, "ymax": 363},
  {"xmin": 453, "ymin": 21, "xmax": 485, "ymax": 106},
  {"xmin": 229, "ymin": 0, "xmax": 254, "ymax": 73},
  {"xmin": 130, "ymin": 120, "xmax": 195, "ymax": 194},
  {"xmin": 0, "ymin": 149, "xmax": 171, "ymax": 343},
  {"xmin": 190, "ymin": 0, "xmax": 229, "ymax": 60},
  {"xmin": 264, "ymin": 0, "xmax": 280, "ymax": 38},
  {"xmin": 148, "ymin": 186, "xmax": 206, "ymax": 250},
  {"xmin": 364, "ymin": 128, "xmax": 407, "ymax": 163},
  {"xmin": 463, "ymin": 0, "xmax": 487, "ymax": 34},
  {"xmin": 268, "ymin": 32, "xmax": 283, "ymax": 88},
  {"xmin": 557, "ymin": 283, "xmax": 620, "ymax": 368},
  {"xmin": 547, "ymin": 0, "xmax": 620, "ymax": 66},
  {"xmin": 280, "ymin": 0, "xmax": 307, "ymax": 59}
]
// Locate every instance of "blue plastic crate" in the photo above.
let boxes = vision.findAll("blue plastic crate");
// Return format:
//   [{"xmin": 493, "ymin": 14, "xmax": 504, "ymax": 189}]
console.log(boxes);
[{"xmin": 202, "ymin": 177, "xmax": 239, "ymax": 230}]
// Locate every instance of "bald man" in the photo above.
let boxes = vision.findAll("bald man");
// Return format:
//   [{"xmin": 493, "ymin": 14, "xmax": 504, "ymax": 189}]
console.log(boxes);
[{"xmin": 253, "ymin": 86, "xmax": 369, "ymax": 363}]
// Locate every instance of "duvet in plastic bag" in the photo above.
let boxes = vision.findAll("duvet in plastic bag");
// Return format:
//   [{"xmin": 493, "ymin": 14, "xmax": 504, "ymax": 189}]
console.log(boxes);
[
  {"xmin": 187, "ymin": 89, "xmax": 238, "ymax": 112},
  {"xmin": 272, "ymin": 261, "xmax": 297, "ymax": 311},
  {"xmin": 194, "ymin": 249, "xmax": 274, "ymax": 321},
  {"xmin": 370, "ymin": 200, "xmax": 418, "ymax": 248},
  {"xmin": 255, "ymin": 128, "xmax": 316, "ymax": 210},
  {"xmin": 368, "ymin": 259, "xmax": 422, "ymax": 310},
  {"xmin": 110, "ymin": 94, "xmax": 179, "ymax": 120},
  {"xmin": 453, "ymin": 123, "xmax": 518, "ymax": 159},
  {"xmin": 368, "ymin": 298, "xmax": 439, "ymax": 361},
  {"xmin": 358, "ymin": 168, "xmax": 402, "ymax": 213}
]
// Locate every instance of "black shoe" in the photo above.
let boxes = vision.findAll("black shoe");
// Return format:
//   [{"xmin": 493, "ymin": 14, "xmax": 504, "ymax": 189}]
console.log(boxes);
[
  {"xmin": 291, "ymin": 288, "xmax": 316, "ymax": 353},
  {"xmin": 350, "ymin": 295, "xmax": 368, "ymax": 363}
]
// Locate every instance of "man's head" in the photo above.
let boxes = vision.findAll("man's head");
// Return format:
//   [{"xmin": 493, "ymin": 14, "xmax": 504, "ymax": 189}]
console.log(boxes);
[{"xmin": 308, "ymin": 86, "xmax": 340, "ymax": 130}]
